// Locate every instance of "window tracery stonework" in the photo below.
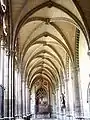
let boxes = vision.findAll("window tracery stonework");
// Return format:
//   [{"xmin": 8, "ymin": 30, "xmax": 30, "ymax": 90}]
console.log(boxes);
[{"xmin": 35, "ymin": 79, "xmax": 48, "ymax": 91}]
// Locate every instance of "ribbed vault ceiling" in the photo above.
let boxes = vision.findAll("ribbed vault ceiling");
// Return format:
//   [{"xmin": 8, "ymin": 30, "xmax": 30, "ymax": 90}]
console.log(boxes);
[
  {"xmin": 11, "ymin": 0, "xmax": 89, "ymax": 90},
  {"xmin": 19, "ymin": 9, "xmax": 75, "ymax": 89}
]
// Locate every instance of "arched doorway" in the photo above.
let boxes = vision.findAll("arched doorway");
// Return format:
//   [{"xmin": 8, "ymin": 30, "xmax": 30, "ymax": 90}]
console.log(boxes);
[{"xmin": 35, "ymin": 88, "xmax": 48, "ymax": 114}]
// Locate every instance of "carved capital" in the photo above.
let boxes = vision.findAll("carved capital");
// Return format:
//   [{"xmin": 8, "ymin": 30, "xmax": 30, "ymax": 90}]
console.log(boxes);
[
  {"xmin": 6, "ymin": 49, "xmax": 16, "ymax": 56},
  {"xmin": 65, "ymin": 78, "xmax": 69, "ymax": 82},
  {"xmin": 87, "ymin": 50, "xmax": 90, "ymax": 56}
]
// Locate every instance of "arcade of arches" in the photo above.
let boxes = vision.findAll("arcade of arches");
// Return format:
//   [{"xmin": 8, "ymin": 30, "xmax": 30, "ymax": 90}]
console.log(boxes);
[{"xmin": 0, "ymin": 0, "xmax": 90, "ymax": 120}]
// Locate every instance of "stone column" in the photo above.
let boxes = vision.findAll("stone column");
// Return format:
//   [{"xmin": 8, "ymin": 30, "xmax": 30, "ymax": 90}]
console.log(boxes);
[
  {"xmin": 71, "ymin": 28, "xmax": 84, "ymax": 119},
  {"xmin": 14, "ymin": 68, "xmax": 22, "ymax": 119},
  {"xmin": 21, "ymin": 77, "xmax": 23, "ymax": 117},
  {"xmin": 29, "ymin": 91, "xmax": 31, "ymax": 114},
  {"xmin": 65, "ymin": 79, "xmax": 69, "ymax": 113},
  {"xmin": 56, "ymin": 87, "xmax": 59, "ymax": 118},
  {"xmin": 22, "ymin": 81, "xmax": 25, "ymax": 116},
  {"xmin": 65, "ymin": 54, "xmax": 70, "ymax": 115},
  {"xmin": 12, "ymin": 51, "xmax": 16, "ymax": 119},
  {"xmin": 15, "ymin": 70, "xmax": 18, "ymax": 116},
  {"xmin": 34, "ymin": 85, "xmax": 36, "ymax": 118},
  {"xmin": 51, "ymin": 93, "xmax": 54, "ymax": 115},
  {"xmin": 71, "ymin": 67, "xmax": 81, "ymax": 117},
  {"xmin": 4, "ymin": 46, "xmax": 9, "ymax": 118},
  {"xmin": 58, "ymin": 84, "xmax": 62, "ymax": 118},
  {"xmin": 9, "ymin": 55, "xmax": 12, "ymax": 117},
  {"xmin": 54, "ymin": 92, "xmax": 56, "ymax": 117},
  {"xmin": 17, "ymin": 70, "xmax": 22, "ymax": 118},
  {"xmin": 26, "ymin": 84, "xmax": 28, "ymax": 115},
  {"xmin": 0, "ymin": 38, "xmax": 5, "ymax": 118},
  {"xmin": 26, "ymin": 86, "xmax": 30, "ymax": 115},
  {"xmin": 26, "ymin": 83, "xmax": 30, "ymax": 115},
  {"xmin": 24, "ymin": 82, "xmax": 26, "ymax": 116},
  {"xmin": 87, "ymin": 50, "xmax": 90, "ymax": 116}
]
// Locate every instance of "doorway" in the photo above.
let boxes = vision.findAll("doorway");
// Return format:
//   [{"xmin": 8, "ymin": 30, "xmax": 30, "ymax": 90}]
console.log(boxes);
[{"xmin": 35, "ymin": 88, "xmax": 48, "ymax": 114}]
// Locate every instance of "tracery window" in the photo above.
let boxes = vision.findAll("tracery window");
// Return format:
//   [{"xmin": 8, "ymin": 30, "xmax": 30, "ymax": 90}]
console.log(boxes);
[{"xmin": 36, "ymin": 88, "xmax": 47, "ymax": 100}]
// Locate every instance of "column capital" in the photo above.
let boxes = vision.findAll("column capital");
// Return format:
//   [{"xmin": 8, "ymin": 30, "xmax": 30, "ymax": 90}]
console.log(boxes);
[
  {"xmin": 56, "ymin": 87, "xmax": 59, "ymax": 91},
  {"xmin": 71, "ymin": 66, "xmax": 80, "ymax": 73},
  {"xmin": 0, "ymin": 39, "xmax": 6, "ymax": 49},
  {"xmin": 71, "ymin": 67, "xmax": 80, "ymax": 81},
  {"xmin": 65, "ymin": 78, "xmax": 69, "ymax": 82},
  {"xmin": 87, "ymin": 50, "xmax": 90, "ymax": 57}
]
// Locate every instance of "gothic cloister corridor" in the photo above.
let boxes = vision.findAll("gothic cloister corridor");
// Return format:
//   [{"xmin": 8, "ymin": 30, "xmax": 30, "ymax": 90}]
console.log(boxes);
[{"xmin": 0, "ymin": 0, "xmax": 90, "ymax": 120}]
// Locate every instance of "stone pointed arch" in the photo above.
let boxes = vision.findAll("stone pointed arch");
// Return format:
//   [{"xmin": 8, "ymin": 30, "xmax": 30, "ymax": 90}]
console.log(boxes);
[{"xmin": 13, "ymin": 0, "xmax": 89, "ymax": 49}]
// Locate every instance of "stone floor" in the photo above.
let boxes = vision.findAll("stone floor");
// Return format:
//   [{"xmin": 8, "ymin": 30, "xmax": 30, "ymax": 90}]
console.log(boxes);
[
  {"xmin": 15, "ymin": 113, "xmax": 90, "ymax": 120},
  {"xmin": 16, "ymin": 115, "xmax": 90, "ymax": 120},
  {"xmin": 30, "ymin": 113, "xmax": 73, "ymax": 120}
]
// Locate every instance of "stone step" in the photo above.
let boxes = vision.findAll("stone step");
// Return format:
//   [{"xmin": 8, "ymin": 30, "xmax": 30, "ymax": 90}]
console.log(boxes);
[{"xmin": 36, "ymin": 114, "xmax": 50, "ymax": 119}]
